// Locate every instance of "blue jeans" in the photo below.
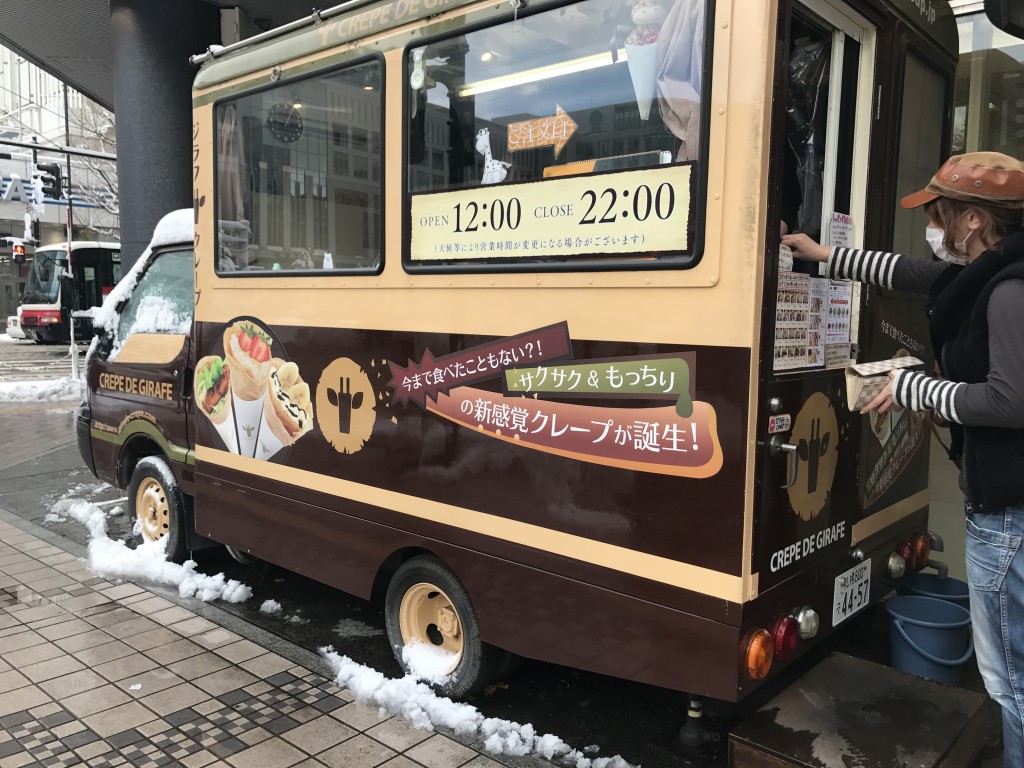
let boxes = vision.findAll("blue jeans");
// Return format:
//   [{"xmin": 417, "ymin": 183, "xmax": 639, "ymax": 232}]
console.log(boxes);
[{"xmin": 966, "ymin": 507, "xmax": 1024, "ymax": 765}]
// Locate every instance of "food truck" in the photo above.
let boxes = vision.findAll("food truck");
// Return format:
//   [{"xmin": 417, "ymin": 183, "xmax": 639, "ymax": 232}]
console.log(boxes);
[{"xmin": 78, "ymin": 0, "xmax": 959, "ymax": 708}]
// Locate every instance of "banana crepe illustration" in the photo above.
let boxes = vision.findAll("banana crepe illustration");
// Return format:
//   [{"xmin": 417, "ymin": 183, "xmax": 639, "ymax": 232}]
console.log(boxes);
[
  {"xmin": 256, "ymin": 358, "xmax": 314, "ymax": 460},
  {"xmin": 195, "ymin": 355, "xmax": 239, "ymax": 453},
  {"xmin": 223, "ymin": 321, "xmax": 273, "ymax": 457}
]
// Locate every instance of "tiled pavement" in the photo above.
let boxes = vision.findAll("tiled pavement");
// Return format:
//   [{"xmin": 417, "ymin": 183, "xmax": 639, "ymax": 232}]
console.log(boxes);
[{"xmin": 0, "ymin": 517, "xmax": 504, "ymax": 768}]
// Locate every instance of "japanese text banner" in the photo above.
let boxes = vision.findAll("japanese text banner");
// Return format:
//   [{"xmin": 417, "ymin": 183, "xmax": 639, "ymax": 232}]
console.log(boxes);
[
  {"xmin": 388, "ymin": 322, "xmax": 572, "ymax": 407},
  {"xmin": 430, "ymin": 387, "xmax": 723, "ymax": 478},
  {"xmin": 504, "ymin": 355, "xmax": 694, "ymax": 417}
]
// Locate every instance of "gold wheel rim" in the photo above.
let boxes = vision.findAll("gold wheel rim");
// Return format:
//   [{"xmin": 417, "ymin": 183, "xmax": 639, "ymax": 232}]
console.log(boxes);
[
  {"xmin": 135, "ymin": 477, "xmax": 170, "ymax": 542},
  {"xmin": 398, "ymin": 582, "xmax": 464, "ymax": 673}
]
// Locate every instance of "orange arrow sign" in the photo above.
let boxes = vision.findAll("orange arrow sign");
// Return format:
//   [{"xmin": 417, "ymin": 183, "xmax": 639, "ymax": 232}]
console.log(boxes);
[{"xmin": 507, "ymin": 105, "xmax": 577, "ymax": 158}]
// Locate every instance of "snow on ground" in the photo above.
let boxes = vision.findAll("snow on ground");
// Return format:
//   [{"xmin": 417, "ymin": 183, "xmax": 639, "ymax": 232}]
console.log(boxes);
[
  {"xmin": 260, "ymin": 599, "xmax": 282, "ymax": 614},
  {"xmin": 402, "ymin": 642, "xmax": 457, "ymax": 686},
  {"xmin": 321, "ymin": 648, "xmax": 636, "ymax": 768},
  {"xmin": 0, "ymin": 377, "xmax": 83, "ymax": 402},
  {"xmin": 56, "ymin": 497, "xmax": 252, "ymax": 604}
]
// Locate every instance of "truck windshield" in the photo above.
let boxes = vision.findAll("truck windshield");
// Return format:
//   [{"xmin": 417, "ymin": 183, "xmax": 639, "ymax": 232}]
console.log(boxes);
[{"xmin": 22, "ymin": 250, "xmax": 63, "ymax": 304}]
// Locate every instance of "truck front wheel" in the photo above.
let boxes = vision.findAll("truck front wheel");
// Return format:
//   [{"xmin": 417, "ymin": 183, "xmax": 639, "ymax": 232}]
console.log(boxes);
[
  {"xmin": 384, "ymin": 555, "xmax": 499, "ymax": 699},
  {"xmin": 128, "ymin": 456, "xmax": 189, "ymax": 563}
]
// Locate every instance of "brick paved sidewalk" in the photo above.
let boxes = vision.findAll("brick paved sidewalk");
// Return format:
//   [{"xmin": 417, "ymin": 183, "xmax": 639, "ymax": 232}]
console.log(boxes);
[{"xmin": 0, "ymin": 514, "xmax": 502, "ymax": 768}]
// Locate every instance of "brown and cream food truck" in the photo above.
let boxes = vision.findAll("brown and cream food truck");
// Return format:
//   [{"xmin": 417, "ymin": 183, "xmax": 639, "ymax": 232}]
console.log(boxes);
[{"xmin": 79, "ymin": 0, "xmax": 959, "ymax": 705}]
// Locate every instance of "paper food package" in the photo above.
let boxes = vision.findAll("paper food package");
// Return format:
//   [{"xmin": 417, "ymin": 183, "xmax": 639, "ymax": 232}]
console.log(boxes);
[
  {"xmin": 194, "ymin": 356, "xmax": 239, "ymax": 454},
  {"xmin": 845, "ymin": 356, "xmax": 923, "ymax": 410},
  {"xmin": 625, "ymin": 43, "xmax": 662, "ymax": 121},
  {"xmin": 255, "ymin": 359, "xmax": 313, "ymax": 461},
  {"xmin": 222, "ymin": 322, "xmax": 273, "ymax": 458}
]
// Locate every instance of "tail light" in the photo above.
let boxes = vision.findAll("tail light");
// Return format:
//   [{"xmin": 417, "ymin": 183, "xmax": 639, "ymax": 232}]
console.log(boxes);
[
  {"xmin": 794, "ymin": 606, "xmax": 820, "ymax": 640},
  {"xmin": 24, "ymin": 310, "xmax": 61, "ymax": 326},
  {"xmin": 744, "ymin": 629, "xmax": 774, "ymax": 680},
  {"xmin": 913, "ymin": 533, "xmax": 931, "ymax": 569},
  {"xmin": 898, "ymin": 533, "xmax": 931, "ymax": 572},
  {"xmin": 772, "ymin": 616, "xmax": 800, "ymax": 663},
  {"xmin": 887, "ymin": 552, "xmax": 907, "ymax": 579}
]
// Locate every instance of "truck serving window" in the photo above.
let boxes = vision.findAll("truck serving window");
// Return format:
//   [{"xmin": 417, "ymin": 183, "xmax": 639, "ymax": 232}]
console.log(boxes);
[
  {"xmin": 405, "ymin": 0, "xmax": 710, "ymax": 271},
  {"xmin": 213, "ymin": 58, "xmax": 383, "ymax": 275}
]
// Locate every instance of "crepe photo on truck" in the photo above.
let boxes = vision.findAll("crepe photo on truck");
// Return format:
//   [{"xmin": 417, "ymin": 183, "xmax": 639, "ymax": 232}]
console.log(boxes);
[
  {"xmin": 195, "ymin": 355, "xmax": 239, "ymax": 454},
  {"xmin": 223, "ymin": 321, "xmax": 273, "ymax": 457},
  {"xmin": 256, "ymin": 358, "xmax": 313, "ymax": 460}
]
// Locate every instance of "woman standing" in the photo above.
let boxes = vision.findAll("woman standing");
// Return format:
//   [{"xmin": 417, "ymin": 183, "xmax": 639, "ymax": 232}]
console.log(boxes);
[{"xmin": 783, "ymin": 151, "xmax": 1024, "ymax": 763}]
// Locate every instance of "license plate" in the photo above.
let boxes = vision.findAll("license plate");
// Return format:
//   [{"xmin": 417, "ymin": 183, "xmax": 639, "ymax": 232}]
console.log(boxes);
[{"xmin": 832, "ymin": 559, "xmax": 871, "ymax": 627}]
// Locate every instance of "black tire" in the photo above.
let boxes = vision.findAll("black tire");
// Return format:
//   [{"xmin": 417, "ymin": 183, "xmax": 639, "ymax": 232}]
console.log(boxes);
[
  {"xmin": 384, "ymin": 555, "xmax": 499, "ymax": 699},
  {"xmin": 128, "ymin": 456, "xmax": 189, "ymax": 563}
]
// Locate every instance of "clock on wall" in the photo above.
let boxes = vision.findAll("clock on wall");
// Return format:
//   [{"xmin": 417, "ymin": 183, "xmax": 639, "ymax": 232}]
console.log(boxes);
[{"xmin": 267, "ymin": 102, "xmax": 304, "ymax": 143}]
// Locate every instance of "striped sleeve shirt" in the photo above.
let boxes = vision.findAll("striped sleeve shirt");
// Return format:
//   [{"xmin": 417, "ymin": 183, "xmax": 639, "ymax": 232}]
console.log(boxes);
[
  {"xmin": 827, "ymin": 247, "xmax": 947, "ymax": 293},
  {"xmin": 824, "ymin": 248, "xmax": 1024, "ymax": 427}
]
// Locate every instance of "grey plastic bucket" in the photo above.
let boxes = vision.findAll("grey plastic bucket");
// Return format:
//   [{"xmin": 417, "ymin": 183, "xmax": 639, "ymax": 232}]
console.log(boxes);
[
  {"xmin": 886, "ymin": 595, "xmax": 973, "ymax": 685},
  {"xmin": 897, "ymin": 572, "xmax": 970, "ymax": 608}
]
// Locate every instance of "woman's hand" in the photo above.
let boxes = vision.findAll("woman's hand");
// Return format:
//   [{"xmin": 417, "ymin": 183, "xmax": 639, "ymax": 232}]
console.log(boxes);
[
  {"xmin": 781, "ymin": 233, "xmax": 830, "ymax": 262},
  {"xmin": 860, "ymin": 370, "xmax": 899, "ymax": 415}
]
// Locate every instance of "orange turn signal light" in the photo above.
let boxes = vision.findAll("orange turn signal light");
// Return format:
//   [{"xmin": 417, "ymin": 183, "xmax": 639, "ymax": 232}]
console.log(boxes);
[
  {"xmin": 745, "ymin": 629, "xmax": 774, "ymax": 680},
  {"xmin": 913, "ymin": 533, "xmax": 930, "ymax": 571}
]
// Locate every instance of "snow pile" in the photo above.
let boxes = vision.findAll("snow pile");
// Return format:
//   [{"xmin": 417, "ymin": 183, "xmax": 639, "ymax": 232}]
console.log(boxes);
[
  {"xmin": 44, "ymin": 512, "xmax": 66, "ymax": 524},
  {"xmin": 0, "ymin": 377, "xmax": 83, "ymax": 403},
  {"xmin": 57, "ymin": 497, "xmax": 252, "ymax": 604},
  {"xmin": 86, "ymin": 209, "xmax": 193, "ymax": 339},
  {"xmin": 402, "ymin": 642, "xmax": 457, "ymax": 686},
  {"xmin": 260, "ymin": 600, "xmax": 282, "ymax": 614},
  {"xmin": 321, "ymin": 648, "xmax": 635, "ymax": 768}
]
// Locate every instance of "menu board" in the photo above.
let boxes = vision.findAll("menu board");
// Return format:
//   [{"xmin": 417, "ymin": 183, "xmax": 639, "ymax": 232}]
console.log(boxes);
[
  {"xmin": 827, "ymin": 281, "xmax": 853, "ymax": 344},
  {"xmin": 807, "ymin": 278, "xmax": 828, "ymax": 367},
  {"xmin": 774, "ymin": 272, "xmax": 810, "ymax": 370}
]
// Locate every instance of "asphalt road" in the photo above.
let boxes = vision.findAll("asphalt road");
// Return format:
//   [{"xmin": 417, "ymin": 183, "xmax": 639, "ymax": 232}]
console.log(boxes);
[
  {"xmin": 0, "ymin": 336, "xmax": 85, "ymax": 381},
  {"xmin": 0, "ymin": 340, "xmax": 1003, "ymax": 768}
]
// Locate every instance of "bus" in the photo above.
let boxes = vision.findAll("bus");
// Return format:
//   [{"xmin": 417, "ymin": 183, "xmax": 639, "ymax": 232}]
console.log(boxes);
[
  {"xmin": 79, "ymin": 0, "xmax": 960, "ymax": 718},
  {"xmin": 20, "ymin": 240, "xmax": 121, "ymax": 343}
]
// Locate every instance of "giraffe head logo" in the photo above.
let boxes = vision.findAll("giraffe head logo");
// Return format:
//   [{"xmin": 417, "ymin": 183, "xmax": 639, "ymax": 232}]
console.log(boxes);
[{"xmin": 787, "ymin": 392, "xmax": 839, "ymax": 521}]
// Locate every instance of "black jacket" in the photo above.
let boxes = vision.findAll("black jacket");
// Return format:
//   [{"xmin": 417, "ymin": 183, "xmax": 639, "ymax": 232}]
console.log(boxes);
[{"xmin": 931, "ymin": 231, "xmax": 1024, "ymax": 513}]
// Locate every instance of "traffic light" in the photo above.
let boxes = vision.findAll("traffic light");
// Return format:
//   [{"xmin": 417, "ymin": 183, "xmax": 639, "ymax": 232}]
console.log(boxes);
[{"xmin": 35, "ymin": 163, "xmax": 62, "ymax": 200}]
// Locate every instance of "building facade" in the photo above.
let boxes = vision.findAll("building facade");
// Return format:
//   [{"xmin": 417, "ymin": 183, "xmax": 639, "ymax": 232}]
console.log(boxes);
[
  {"xmin": 952, "ymin": 1, "xmax": 1024, "ymax": 157},
  {"xmin": 0, "ymin": 47, "xmax": 119, "ymax": 319}
]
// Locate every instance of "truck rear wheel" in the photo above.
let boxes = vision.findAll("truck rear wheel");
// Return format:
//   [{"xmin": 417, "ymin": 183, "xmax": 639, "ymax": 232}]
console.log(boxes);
[
  {"xmin": 129, "ymin": 456, "xmax": 188, "ymax": 564},
  {"xmin": 384, "ymin": 555, "xmax": 499, "ymax": 699}
]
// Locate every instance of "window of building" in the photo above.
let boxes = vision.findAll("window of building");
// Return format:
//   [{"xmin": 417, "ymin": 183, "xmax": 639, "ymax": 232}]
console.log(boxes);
[
  {"xmin": 214, "ymin": 58, "xmax": 383, "ymax": 274},
  {"xmin": 953, "ymin": 12, "xmax": 1024, "ymax": 158}
]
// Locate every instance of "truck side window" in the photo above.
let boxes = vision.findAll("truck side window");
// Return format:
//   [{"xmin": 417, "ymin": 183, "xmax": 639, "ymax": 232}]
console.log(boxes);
[{"xmin": 112, "ymin": 250, "xmax": 195, "ymax": 358}]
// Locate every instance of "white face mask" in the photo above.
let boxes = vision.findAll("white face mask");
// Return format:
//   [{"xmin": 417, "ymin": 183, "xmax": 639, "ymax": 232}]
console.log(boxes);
[{"xmin": 926, "ymin": 225, "xmax": 968, "ymax": 266}]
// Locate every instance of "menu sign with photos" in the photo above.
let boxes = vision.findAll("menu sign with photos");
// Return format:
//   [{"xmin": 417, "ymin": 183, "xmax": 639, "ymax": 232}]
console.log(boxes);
[
  {"xmin": 828, "ymin": 281, "xmax": 853, "ymax": 344},
  {"xmin": 807, "ymin": 277, "xmax": 828, "ymax": 368},
  {"xmin": 774, "ymin": 272, "xmax": 810, "ymax": 370}
]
